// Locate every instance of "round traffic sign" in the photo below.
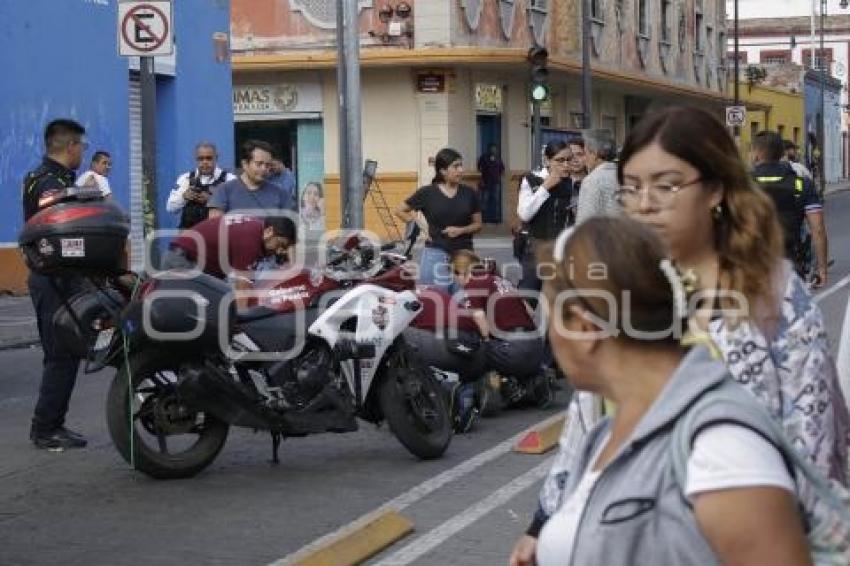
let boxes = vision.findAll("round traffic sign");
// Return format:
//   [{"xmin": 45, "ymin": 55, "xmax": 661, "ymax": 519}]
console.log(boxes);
[{"xmin": 121, "ymin": 3, "xmax": 170, "ymax": 53}]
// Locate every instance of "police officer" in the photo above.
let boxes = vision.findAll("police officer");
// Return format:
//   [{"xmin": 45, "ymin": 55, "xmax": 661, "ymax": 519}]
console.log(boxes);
[
  {"xmin": 165, "ymin": 141, "xmax": 235, "ymax": 229},
  {"xmin": 751, "ymin": 130, "xmax": 828, "ymax": 287},
  {"xmin": 23, "ymin": 119, "xmax": 88, "ymax": 450}
]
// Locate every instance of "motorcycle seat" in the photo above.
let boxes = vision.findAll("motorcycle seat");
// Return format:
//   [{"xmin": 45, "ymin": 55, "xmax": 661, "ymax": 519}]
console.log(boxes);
[{"xmin": 236, "ymin": 306, "xmax": 279, "ymax": 324}]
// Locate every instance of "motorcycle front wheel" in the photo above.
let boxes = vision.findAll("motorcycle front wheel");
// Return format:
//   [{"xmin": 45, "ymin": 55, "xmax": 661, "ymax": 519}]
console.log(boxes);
[
  {"xmin": 380, "ymin": 343, "xmax": 452, "ymax": 460},
  {"xmin": 106, "ymin": 351, "xmax": 230, "ymax": 479}
]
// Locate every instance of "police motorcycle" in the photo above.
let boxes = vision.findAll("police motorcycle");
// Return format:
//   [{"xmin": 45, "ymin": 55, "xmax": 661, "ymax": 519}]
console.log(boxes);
[
  {"xmin": 18, "ymin": 190, "xmax": 451, "ymax": 479},
  {"xmin": 354, "ymin": 223, "xmax": 560, "ymax": 428}
]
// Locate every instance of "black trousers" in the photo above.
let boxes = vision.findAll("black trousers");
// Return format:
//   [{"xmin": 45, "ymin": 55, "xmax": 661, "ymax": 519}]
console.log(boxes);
[{"xmin": 28, "ymin": 272, "xmax": 83, "ymax": 433}]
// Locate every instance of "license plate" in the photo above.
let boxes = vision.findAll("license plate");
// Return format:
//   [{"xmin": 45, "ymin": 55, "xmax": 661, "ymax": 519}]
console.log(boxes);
[{"xmin": 93, "ymin": 328, "xmax": 115, "ymax": 351}]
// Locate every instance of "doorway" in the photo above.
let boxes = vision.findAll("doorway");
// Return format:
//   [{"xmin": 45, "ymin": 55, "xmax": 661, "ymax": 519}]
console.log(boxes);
[
  {"xmin": 234, "ymin": 120, "xmax": 298, "ymax": 183},
  {"xmin": 476, "ymin": 114, "xmax": 503, "ymax": 224}
]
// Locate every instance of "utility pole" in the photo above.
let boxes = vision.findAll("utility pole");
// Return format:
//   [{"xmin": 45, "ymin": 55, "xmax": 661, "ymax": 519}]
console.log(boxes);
[
  {"xmin": 140, "ymin": 56, "xmax": 158, "ymax": 265},
  {"xmin": 582, "ymin": 0, "xmax": 593, "ymax": 129},
  {"xmin": 820, "ymin": 0, "xmax": 827, "ymax": 196},
  {"xmin": 336, "ymin": 0, "xmax": 364, "ymax": 229},
  {"xmin": 733, "ymin": 0, "xmax": 740, "ymax": 146}
]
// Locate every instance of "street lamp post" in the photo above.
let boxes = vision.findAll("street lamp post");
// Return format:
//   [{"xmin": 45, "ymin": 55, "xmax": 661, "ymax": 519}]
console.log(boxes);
[{"xmin": 733, "ymin": 0, "xmax": 740, "ymax": 145}]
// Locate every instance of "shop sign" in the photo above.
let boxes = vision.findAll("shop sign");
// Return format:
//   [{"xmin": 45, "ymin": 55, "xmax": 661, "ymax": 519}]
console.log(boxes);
[
  {"xmin": 475, "ymin": 84, "xmax": 503, "ymax": 114},
  {"xmin": 417, "ymin": 72, "xmax": 446, "ymax": 94},
  {"xmin": 233, "ymin": 83, "xmax": 321, "ymax": 115}
]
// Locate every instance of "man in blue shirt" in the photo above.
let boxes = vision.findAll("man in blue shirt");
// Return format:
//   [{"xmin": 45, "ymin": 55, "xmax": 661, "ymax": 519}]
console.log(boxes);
[{"xmin": 208, "ymin": 140, "xmax": 296, "ymax": 218}]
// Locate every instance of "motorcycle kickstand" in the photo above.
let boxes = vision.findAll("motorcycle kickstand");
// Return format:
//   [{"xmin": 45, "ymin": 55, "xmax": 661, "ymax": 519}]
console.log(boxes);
[{"xmin": 270, "ymin": 431, "xmax": 282, "ymax": 465}]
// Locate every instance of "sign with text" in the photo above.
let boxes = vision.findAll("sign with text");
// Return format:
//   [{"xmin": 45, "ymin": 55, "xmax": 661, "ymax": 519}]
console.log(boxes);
[
  {"xmin": 475, "ymin": 84, "xmax": 503, "ymax": 114},
  {"xmin": 725, "ymin": 106, "xmax": 747, "ymax": 127},
  {"xmin": 118, "ymin": 1, "xmax": 173, "ymax": 57},
  {"xmin": 232, "ymin": 83, "xmax": 322, "ymax": 115},
  {"xmin": 416, "ymin": 72, "xmax": 446, "ymax": 94}
]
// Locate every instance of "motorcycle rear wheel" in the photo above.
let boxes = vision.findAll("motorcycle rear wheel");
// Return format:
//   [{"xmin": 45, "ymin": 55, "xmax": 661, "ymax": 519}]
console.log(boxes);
[
  {"xmin": 106, "ymin": 351, "xmax": 230, "ymax": 479},
  {"xmin": 380, "ymin": 344, "xmax": 452, "ymax": 460}
]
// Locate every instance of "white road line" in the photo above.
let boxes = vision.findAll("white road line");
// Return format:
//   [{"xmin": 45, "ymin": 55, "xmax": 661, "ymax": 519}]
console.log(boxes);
[
  {"xmin": 271, "ymin": 413, "xmax": 564, "ymax": 566},
  {"xmin": 815, "ymin": 274, "xmax": 850, "ymax": 304},
  {"xmin": 373, "ymin": 458, "xmax": 553, "ymax": 566}
]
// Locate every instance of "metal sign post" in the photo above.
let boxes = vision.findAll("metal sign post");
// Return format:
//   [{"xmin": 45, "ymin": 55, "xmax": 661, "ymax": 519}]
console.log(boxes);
[
  {"xmin": 336, "ymin": 0, "xmax": 364, "ymax": 230},
  {"xmin": 118, "ymin": 0, "xmax": 173, "ymax": 263}
]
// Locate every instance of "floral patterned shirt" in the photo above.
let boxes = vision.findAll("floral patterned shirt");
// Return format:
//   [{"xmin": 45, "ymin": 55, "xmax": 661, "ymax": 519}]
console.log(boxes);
[{"xmin": 536, "ymin": 267, "xmax": 850, "ymax": 523}]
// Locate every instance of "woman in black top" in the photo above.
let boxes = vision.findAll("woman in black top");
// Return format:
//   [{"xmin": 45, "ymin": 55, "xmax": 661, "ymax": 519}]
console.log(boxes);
[{"xmin": 395, "ymin": 148, "xmax": 483, "ymax": 291}]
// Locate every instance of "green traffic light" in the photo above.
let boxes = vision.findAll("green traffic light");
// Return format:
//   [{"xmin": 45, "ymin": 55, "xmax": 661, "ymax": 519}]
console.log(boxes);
[{"xmin": 531, "ymin": 84, "xmax": 549, "ymax": 102}]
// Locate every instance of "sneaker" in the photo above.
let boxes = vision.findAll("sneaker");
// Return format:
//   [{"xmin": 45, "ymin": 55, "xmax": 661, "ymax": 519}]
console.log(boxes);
[{"xmin": 31, "ymin": 427, "xmax": 87, "ymax": 451}]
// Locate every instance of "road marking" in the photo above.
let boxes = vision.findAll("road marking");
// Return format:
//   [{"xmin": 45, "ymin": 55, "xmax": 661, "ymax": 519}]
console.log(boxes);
[
  {"xmin": 814, "ymin": 274, "xmax": 850, "ymax": 304},
  {"xmin": 271, "ymin": 412, "xmax": 564, "ymax": 565},
  {"xmin": 373, "ymin": 458, "xmax": 554, "ymax": 566}
]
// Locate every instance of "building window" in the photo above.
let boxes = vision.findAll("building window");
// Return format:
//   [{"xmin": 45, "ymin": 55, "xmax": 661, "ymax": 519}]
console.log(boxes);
[
  {"xmin": 793, "ymin": 126, "xmax": 800, "ymax": 145},
  {"xmin": 638, "ymin": 0, "xmax": 649, "ymax": 37},
  {"xmin": 660, "ymin": 0, "xmax": 671, "ymax": 43},
  {"xmin": 778, "ymin": 124, "xmax": 785, "ymax": 139},
  {"xmin": 760, "ymin": 50, "xmax": 791, "ymax": 65},
  {"xmin": 751, "ymin": 121, "xmax": 760, "ymax": 140},
  {"xmin": 727, "ymin": 51, "xmax": 747, "ymax": 65},
  {"xmin": 591, "ymin": 0, "xmax": 603, "ymax": 21},
  {"xmin": 803, "ymin": 48, "xmax": 833, "ymax": 71},
  {"xmin": 695, "ymin": 10, "xmax": 704, "ymax": 52}
]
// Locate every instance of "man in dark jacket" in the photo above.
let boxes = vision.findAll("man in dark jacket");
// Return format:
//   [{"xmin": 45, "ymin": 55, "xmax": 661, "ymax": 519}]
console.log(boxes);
[{"xmin": 22, "ymin": 119, "xmax": 89, "ymax": 450}]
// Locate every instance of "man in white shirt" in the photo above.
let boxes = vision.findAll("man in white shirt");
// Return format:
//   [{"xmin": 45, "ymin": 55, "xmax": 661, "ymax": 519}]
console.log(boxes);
[
  {"xmin": 76, "ymin": 150, "xmax": 112, "ymax": 197},
  {"xmin": 783, "ymin": 140, "xmax": 813, "ymax": 180},
  {"xmin": 166, "ymin": 141, "xmax": 235, "ymax": 228}
]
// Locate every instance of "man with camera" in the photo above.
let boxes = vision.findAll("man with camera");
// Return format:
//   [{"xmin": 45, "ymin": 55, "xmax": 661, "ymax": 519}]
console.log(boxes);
[{"xmin": 166, "ymin": 141, "xmax": 235, "ymax": 228}]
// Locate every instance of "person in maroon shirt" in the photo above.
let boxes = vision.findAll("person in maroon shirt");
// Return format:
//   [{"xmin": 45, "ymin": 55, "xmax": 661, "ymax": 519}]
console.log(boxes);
[
  {"xmin": 163, "ymin": 215, "xmax": 296, "ymax": 307},
  {"xmin": 451, "ymin": 250, "xmax": 544, "ymax": 379}
]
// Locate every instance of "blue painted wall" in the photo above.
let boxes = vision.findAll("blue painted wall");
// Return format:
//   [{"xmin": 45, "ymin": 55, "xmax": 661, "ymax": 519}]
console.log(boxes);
[
  {"xmin": 0, "ymin": 0, "xmax": 233, "ymax": 243},
  {"xmin": 0, "ymin": 0, "xmax": 129, "ymax": 243}
]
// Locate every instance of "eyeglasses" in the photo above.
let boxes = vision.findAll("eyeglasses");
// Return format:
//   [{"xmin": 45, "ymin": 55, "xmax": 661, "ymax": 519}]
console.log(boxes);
[
  {"xmin": 73, "ymin": 139, "xmax": 90, "ymax": 151},
  {"xmin": 615, "ymin": 177, "xmax": 703, "ymax": 208}
]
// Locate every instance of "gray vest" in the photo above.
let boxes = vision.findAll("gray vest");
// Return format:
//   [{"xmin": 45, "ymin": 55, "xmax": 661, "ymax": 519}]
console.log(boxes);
[{"xmin": 565, "ymin": 347, "xmax": 788, "ymax": 565}]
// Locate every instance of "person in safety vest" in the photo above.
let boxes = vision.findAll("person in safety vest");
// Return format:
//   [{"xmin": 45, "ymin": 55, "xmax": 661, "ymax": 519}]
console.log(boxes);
[{"xmin": 751, "ymin": 130, "xmax": 828, "ymax": 287}]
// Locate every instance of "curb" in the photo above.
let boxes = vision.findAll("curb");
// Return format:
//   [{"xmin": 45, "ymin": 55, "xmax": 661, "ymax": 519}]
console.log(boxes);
[
  {"xmin": 513, "ymin": 415, "xmax": 566, "ymax": 455},
  {"xmin": 283, "ymin": 510, "xmax": 414, "ymax": 566},
  {"xmin": 0, "ymin": 339, "xmax": 40, "ymax": 352}
]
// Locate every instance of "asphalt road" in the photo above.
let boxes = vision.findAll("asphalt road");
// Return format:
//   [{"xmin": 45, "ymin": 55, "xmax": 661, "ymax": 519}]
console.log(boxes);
[{"xmin": 1, "ymin": 190, "xmax": 849, "ymax": 566}]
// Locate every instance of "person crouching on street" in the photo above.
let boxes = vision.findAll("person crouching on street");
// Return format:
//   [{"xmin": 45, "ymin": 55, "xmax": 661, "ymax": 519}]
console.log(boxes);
[
  {"xmin": 161, "ymin": 215, "xmax": 296, "ymax": 309},
  {"xmin": 451, "ymin": 250, "xmax": 544, "ymax": 393}
]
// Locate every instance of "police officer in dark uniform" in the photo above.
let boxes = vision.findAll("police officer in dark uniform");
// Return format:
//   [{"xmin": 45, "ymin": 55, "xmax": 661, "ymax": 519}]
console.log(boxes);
[
  {"xmin": 750, "ymin": 130, "xmax": 828, "ymax": 287},
  {"xmin": 23, "ymin": 119, "xmax": 89, "ymax": 450}
]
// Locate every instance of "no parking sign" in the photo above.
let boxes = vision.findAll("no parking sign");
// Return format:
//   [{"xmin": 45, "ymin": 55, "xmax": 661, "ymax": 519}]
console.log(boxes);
[{"xmin": 118, "ymin": 1, "xmax": 173, "ymax": 57}]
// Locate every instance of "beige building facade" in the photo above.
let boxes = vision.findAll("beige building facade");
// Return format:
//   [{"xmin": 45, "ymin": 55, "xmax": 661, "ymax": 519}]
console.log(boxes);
[{"xmin": 231, "ymin": 0, "xmax": 730, "ymax": 236}]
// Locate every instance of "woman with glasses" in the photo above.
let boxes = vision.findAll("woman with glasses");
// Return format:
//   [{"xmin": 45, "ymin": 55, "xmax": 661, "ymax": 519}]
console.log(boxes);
[
  {"xmin": 515, "ymin": 141, "xmax": 575, "ymax": 298},
  {"xmin": 511, "ymin": 106, "xmax": 850, "ymax": 565}
]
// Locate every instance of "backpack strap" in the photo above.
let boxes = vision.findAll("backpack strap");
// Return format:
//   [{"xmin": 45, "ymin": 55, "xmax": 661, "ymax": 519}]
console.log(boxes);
[{"xmin": 670, "ymin": 385, "xmax": 850, "ymax": 521}]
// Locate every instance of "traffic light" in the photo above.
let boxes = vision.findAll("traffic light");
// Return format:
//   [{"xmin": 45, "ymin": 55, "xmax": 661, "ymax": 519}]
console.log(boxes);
[{"xmin": 528, "ymin": 47, "xmax": 549, "ymax": 102}]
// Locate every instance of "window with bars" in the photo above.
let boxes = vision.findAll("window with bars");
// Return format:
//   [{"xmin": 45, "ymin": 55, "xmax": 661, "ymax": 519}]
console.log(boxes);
[
  {"xmin": 695, "ymin": 10, "xmax": 704, "ymax": 52},
  {"xmin": 591, "ymin": 0, "xmax": 603, "ymax": 21},
  {"xmin": 803, "ymin": 48, "xmax": 833, "ymax": 71},
  {"xmin": 661, "ymin": 0, "xmax": 671, "ymax": 43},
  {"xmin": 638, "ymin": 0, "xmax": 649, "ymax": 37},
  {"xmin": 760, "ymin": 50, "xmax": 791, "ymax": 65},
  {"xmin": 727, "ymin": 51, "xmax": 748, "ymax": 65}
]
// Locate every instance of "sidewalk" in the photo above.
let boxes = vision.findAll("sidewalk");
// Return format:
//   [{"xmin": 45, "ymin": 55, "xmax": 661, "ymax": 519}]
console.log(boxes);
[
  {"xmin": 0, "ymin": 295, "xmax": 39, "ymax": 350},
  {"xmin": 1, "ymin": 178, "xmax": 846, "ymax": 353}
]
